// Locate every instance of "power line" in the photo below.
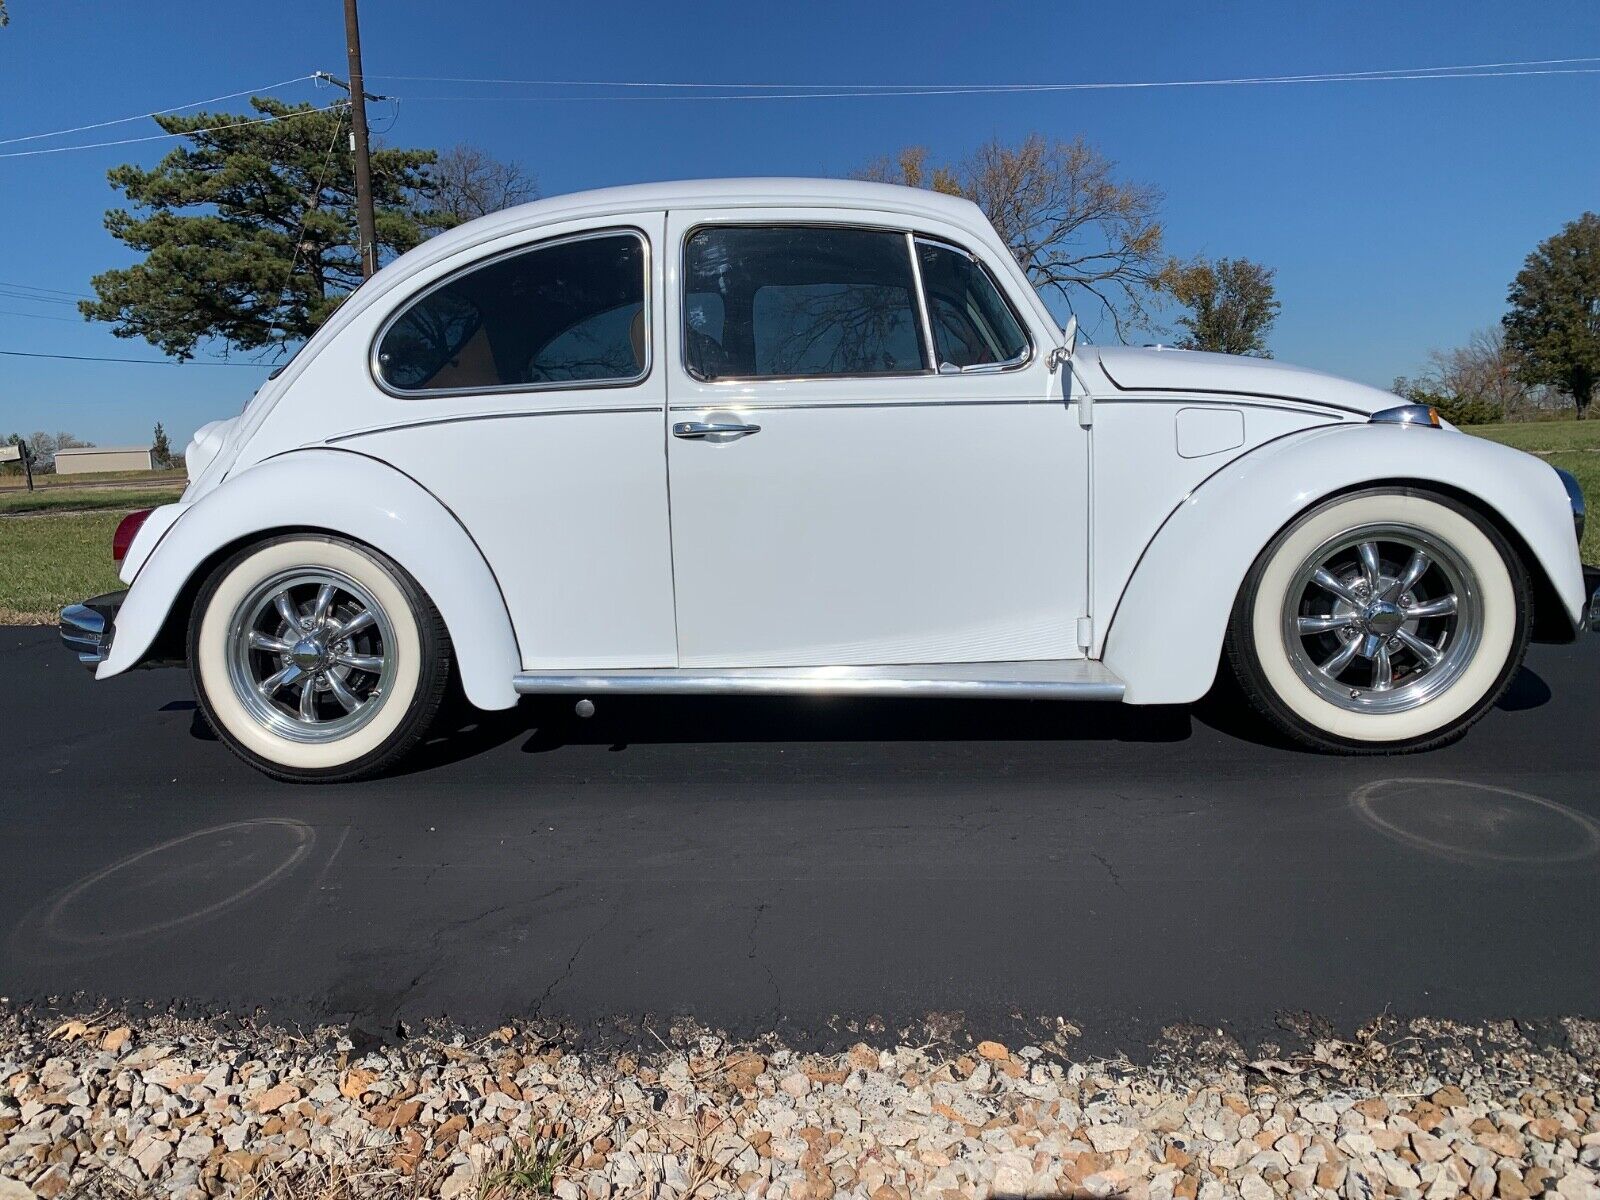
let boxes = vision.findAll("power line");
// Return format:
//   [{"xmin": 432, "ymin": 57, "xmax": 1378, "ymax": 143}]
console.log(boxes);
[
  {"xmin": 396, "ymin": 68, "xmax": 1600, "ymax": 104},
  {"xmin": 0, "ymin": 308, "xmax": 85, "ymax": 323},
  {"xmin": 0, "ymin": 280, "xmax": 91, "ymax": 299},
  {"xmin": 403, "ymin": 67, "xmax": 1600, "ymax": 103},
  {"xmin": 0, "ymin": 103, "xmax": 346, "ymax": 160},
  {"xmin": 0, "ymin": 349, "xmax": 267, "ymax": 367},
  {"xmin": 0, "ymin": 290, "xmax": 81, "ymax": 306},
  {"xmin": 368, "ymin": 55, "xmax": 1600, "ymax": 97},
  {"xmin": 0, "ymin": 75, "xmax": 318, "ymax": 147}
]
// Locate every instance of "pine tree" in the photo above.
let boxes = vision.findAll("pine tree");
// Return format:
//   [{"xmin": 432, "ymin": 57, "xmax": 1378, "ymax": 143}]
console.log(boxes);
[{"xmin": 152, "ymin": 422, "xmax": 172, "ymax": 468}]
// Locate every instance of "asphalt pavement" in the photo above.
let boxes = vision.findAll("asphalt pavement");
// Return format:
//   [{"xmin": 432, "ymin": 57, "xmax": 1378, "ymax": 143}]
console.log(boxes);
[{"xmin": 2, "ymin": 624, "xmax": 1596, "ymax": 1058}]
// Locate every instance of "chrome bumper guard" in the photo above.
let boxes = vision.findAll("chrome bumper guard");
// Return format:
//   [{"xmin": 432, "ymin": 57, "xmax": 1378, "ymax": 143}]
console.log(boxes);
[{"xmin": 59, "ymin": 590, "xmax": 126, "ymax": 669}]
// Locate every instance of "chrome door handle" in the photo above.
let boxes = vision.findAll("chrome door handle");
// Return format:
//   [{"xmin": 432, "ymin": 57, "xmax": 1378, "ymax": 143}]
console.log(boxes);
[{"xmin": 672, "ymin": 420, "xmax": 762, "ymax": 441}]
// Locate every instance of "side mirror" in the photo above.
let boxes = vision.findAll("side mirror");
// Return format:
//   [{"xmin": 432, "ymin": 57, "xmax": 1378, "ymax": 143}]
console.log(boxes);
[{"xmin": 1049, "ymin": 315, "xmax": 1079, "ymax": 373}]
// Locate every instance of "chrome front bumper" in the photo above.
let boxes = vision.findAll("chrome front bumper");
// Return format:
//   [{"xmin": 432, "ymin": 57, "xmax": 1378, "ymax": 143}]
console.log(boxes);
[{"xmin": 60, "ymin": 590, "xmax": 126, "ymax": 669}]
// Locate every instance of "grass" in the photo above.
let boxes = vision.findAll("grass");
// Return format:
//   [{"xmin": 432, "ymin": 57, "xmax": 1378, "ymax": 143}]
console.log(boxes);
[
  {"xmin": 476, "ymin": 1133, "xmax": 575, "ymax": 1200},
  {"xmin": 0, "ymin": 466, "xmax": 185, "ymax": 489},
  {"xmin": 0, "ymin": 485, "xmax": 185, "ymax": 515},
  {"xmin": 1467, "ymin": 418, "xmax": 1598, "ymax": 562},
  {"xmin": 1463, "ymin": 418, "xmax": 1598, "ymax": 455},
  {"xmin": 0, "ymin": 510, "xmax": 128, "ymax": 623}
]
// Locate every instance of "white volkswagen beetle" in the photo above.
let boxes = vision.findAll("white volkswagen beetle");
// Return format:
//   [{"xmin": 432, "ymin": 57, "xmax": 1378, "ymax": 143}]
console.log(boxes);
[{"xmin": 61, "ymin": 179, "xmax": 1594, "ymax": 781}]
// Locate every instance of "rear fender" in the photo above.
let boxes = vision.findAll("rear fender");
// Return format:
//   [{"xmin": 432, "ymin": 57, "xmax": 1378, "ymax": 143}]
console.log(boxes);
[
  {"xmin": 1102, "ymin": 424, "xmax": 1586, "ymax": 705},
  {"xmin": 100, "ymin": 449, "xmax": 521, "ymax": 710}
]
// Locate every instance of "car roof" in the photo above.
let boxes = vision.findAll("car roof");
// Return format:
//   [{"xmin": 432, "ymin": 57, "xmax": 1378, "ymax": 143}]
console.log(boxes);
[{"xmin": 421, "ymin": 177, "xmax": 989, "ymax": 256}]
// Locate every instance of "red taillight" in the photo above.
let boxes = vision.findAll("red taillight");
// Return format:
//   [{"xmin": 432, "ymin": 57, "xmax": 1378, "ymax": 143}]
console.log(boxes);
[{"xmin": 112, "ymin": 508, "xmax": 153, "ymax": 563}]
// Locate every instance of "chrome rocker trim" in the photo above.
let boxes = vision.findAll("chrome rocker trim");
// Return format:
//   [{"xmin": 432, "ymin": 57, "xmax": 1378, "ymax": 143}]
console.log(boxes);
[
  {"xmin": 514, "ymin": 659, "xmax": 1126, "ymax": 701},
  {"xmin": 60, "ymin": 590, "xmax": 127, "ymax": 669}
]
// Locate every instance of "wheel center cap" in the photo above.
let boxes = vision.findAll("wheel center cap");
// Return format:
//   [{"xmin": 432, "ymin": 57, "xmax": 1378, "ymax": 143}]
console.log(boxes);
[
  {"xmin": 1363, "ymin": 601, "xmax": 1404, "ymax": 637},
  {"xmin": 289, "ymin": 637, "xmax": 326, "ymax": 671}
]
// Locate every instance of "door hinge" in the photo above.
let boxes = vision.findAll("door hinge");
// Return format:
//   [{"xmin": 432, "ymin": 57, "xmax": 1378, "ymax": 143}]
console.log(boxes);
[{"xmin": 1076, "ymin": 616, "xmax": 1094, "ymax": 650}]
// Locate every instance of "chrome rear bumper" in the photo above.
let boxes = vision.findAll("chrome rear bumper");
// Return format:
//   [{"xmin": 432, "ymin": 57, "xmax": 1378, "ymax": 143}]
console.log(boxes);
[{"xmin": 59, "ymin": 590, "xmax": 127, "ymax": 669}]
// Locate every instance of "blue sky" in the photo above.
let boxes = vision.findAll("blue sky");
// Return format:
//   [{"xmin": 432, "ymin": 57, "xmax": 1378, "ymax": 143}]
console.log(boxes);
[{"xmin": 1, "ymin": 0, "xmax": 1597, "ymax": 448}]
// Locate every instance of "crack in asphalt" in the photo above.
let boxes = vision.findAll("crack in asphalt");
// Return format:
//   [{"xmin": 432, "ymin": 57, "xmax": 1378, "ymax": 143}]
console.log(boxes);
[
  {"xmin": 530, "ymin": 901, "xmax": 619, "ymax": 1018},
  {"xmin": 398, "ymin": 884, "xmax": 574, "ymax": 1010},
  {"xmin": 747, "ymin": 902, "xmax": 781, "ymax": 1023},
  {"xmin": 1091, "ymin": 850, "xmax": 1125, "ymax": 892}
]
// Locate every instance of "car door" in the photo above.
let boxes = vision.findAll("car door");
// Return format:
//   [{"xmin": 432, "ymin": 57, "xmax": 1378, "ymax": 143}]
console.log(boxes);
[
  {"xmin": 349, "ymin": 214, "xmax": 678, "ymax": 669},
  {"xmin": 663, "ymin": 208, "xmax": 1089, "ymax": 668}
]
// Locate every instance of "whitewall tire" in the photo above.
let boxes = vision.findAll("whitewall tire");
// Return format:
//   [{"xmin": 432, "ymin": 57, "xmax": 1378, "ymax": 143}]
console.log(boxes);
[
  {"xmin": 1226, "ymin": 488, "xmax": 1530, "ymax": 753},
  {"xmin": 188, "ymin": 535, "xmax": 451, "ymax": 782}
]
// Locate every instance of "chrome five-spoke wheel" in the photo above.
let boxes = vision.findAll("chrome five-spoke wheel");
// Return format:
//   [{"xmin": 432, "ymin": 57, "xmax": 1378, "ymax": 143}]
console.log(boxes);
[
  {"xmin": 226, "ymin": 571, "xmax": 397, "ymax": 742},
  {"xmin": 1282, "ymin": 525, "xmax": 1481, "ymax": 714}
]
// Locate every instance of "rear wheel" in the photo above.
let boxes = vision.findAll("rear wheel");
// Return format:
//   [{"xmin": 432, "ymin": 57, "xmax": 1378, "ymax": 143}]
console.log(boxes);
[
  {"xmin": 189, "ymin": 535, "xmax": 451, "ymax": 782},
  {"xmin": 1226, "ymin": 488, "xmax": 1529, "ymax": 753}
]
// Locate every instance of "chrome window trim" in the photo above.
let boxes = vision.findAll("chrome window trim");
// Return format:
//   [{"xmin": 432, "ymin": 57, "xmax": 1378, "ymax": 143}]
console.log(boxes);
[
  {"xmin": 677, "ymin": 219, "xmax": 1038, "ymax": 386},
  {"xmin": 369, "ymin": 226, "xmax": 653, "ymax": 400},
  {"xmin": 905, "ymin": 230, "xmax": 939, "ymax": 369},
  {"xmin": 911, "ymin": 234, "xmax": 1035, "ymax": 374},
  {"xmin": 680, "ymin": 219, "xmax": 943, "ymax": 385}
]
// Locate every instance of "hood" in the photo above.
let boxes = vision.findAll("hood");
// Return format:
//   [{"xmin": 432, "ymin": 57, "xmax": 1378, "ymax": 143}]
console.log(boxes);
[{"xmin": 1092, "ymin": 346, "xmax": 1398, "ymax": 416}]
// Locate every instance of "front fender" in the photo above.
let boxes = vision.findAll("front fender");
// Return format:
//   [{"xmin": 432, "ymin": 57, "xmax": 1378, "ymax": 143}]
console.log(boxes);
[
  {"xmin": 100, "ymin": 449, "xmax": 521, "ymax": 711},
  {"xmin": 1102, "ymin": 424, "xmax": 1586, "ymax": 705}
]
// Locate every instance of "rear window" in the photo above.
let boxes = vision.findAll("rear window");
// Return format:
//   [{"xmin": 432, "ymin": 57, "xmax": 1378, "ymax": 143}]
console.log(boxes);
[{"xmin": 376, "ymin": 230, "xmax": 647, "ymax": 394}]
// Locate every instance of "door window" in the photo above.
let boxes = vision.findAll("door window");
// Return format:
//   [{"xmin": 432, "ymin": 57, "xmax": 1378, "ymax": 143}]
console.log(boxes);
[
  {"xmin": 682, "ymin": 226, "xmax": 926, "ymax": 381},
  {"xmin": 915, "ymin": 239, "xmax": 1030, "ymax": 370},
  {"xmin": 376, "ymin": 230, "xmax": 647, "ymax": 394}
]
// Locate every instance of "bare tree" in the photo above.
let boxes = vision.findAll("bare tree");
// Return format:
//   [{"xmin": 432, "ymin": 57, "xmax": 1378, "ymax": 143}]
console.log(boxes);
[
  {"xmin": 856, "ymin": 134, "xmax": 1177, "ymax": 339},
  {"xmin": 1394, "ymin": 328, "xmax": 1563, "ymax": 424},
  {"xmin": 856, "ymin": 146, "xmax": 963, "ymax": 196},
  {"xmin": 20, "ymin": 431, "xmax": 91, "ymax": 473},
  {"xmin": 1428, "ymin": 329, "xmax": 1543, "ymax": 414},
  {"xmin": 427, "ymin": 145, "xmax": 539, "ymax": 225}
]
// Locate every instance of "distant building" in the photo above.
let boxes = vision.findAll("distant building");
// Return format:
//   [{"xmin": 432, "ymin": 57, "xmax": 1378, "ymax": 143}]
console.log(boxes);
[{"xmin": 54, "ymin": 446, "xmax": 155, "ymax": 475}]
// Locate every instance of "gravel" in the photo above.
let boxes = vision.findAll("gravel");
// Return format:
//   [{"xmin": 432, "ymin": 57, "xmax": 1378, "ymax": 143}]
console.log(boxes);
[{"xmin": 1, "ymin": 1005, "xmax": 1597, "ymax": 1199}]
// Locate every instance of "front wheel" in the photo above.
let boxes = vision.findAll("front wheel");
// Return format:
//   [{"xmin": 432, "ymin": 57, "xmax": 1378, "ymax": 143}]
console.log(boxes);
[
  {"xmin": 1226, "ymin": 488, "xmax": 1530, "ymax": 753},
  {"xmin": 189, "ymin": 535, "xmax": 451, "ymax": 782}
]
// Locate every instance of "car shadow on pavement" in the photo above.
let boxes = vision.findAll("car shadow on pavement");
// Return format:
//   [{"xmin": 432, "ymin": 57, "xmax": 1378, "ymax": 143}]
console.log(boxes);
[
  {"xmin": 1494, "ymin": 665, "xmax": 1552, "ymax": 712},
  {"xmin": 397, "ymin": 691, "xmax": 1196, "ymax": 771},
  {"xmin": 188, "ymin": 663, "xmax": 1555, "ymax": 775}
]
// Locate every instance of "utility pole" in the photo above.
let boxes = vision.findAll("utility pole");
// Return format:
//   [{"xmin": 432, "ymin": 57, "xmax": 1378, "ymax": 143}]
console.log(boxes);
[{"xmin": 342, "ymin": 0, "xmax": 378, "ymax": 278}]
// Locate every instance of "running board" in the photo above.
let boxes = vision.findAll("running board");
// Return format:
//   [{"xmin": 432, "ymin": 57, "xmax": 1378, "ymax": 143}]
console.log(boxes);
[{"xmin": 512, "ymin": 660, "xmax": 1125, "ymax": 701}]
